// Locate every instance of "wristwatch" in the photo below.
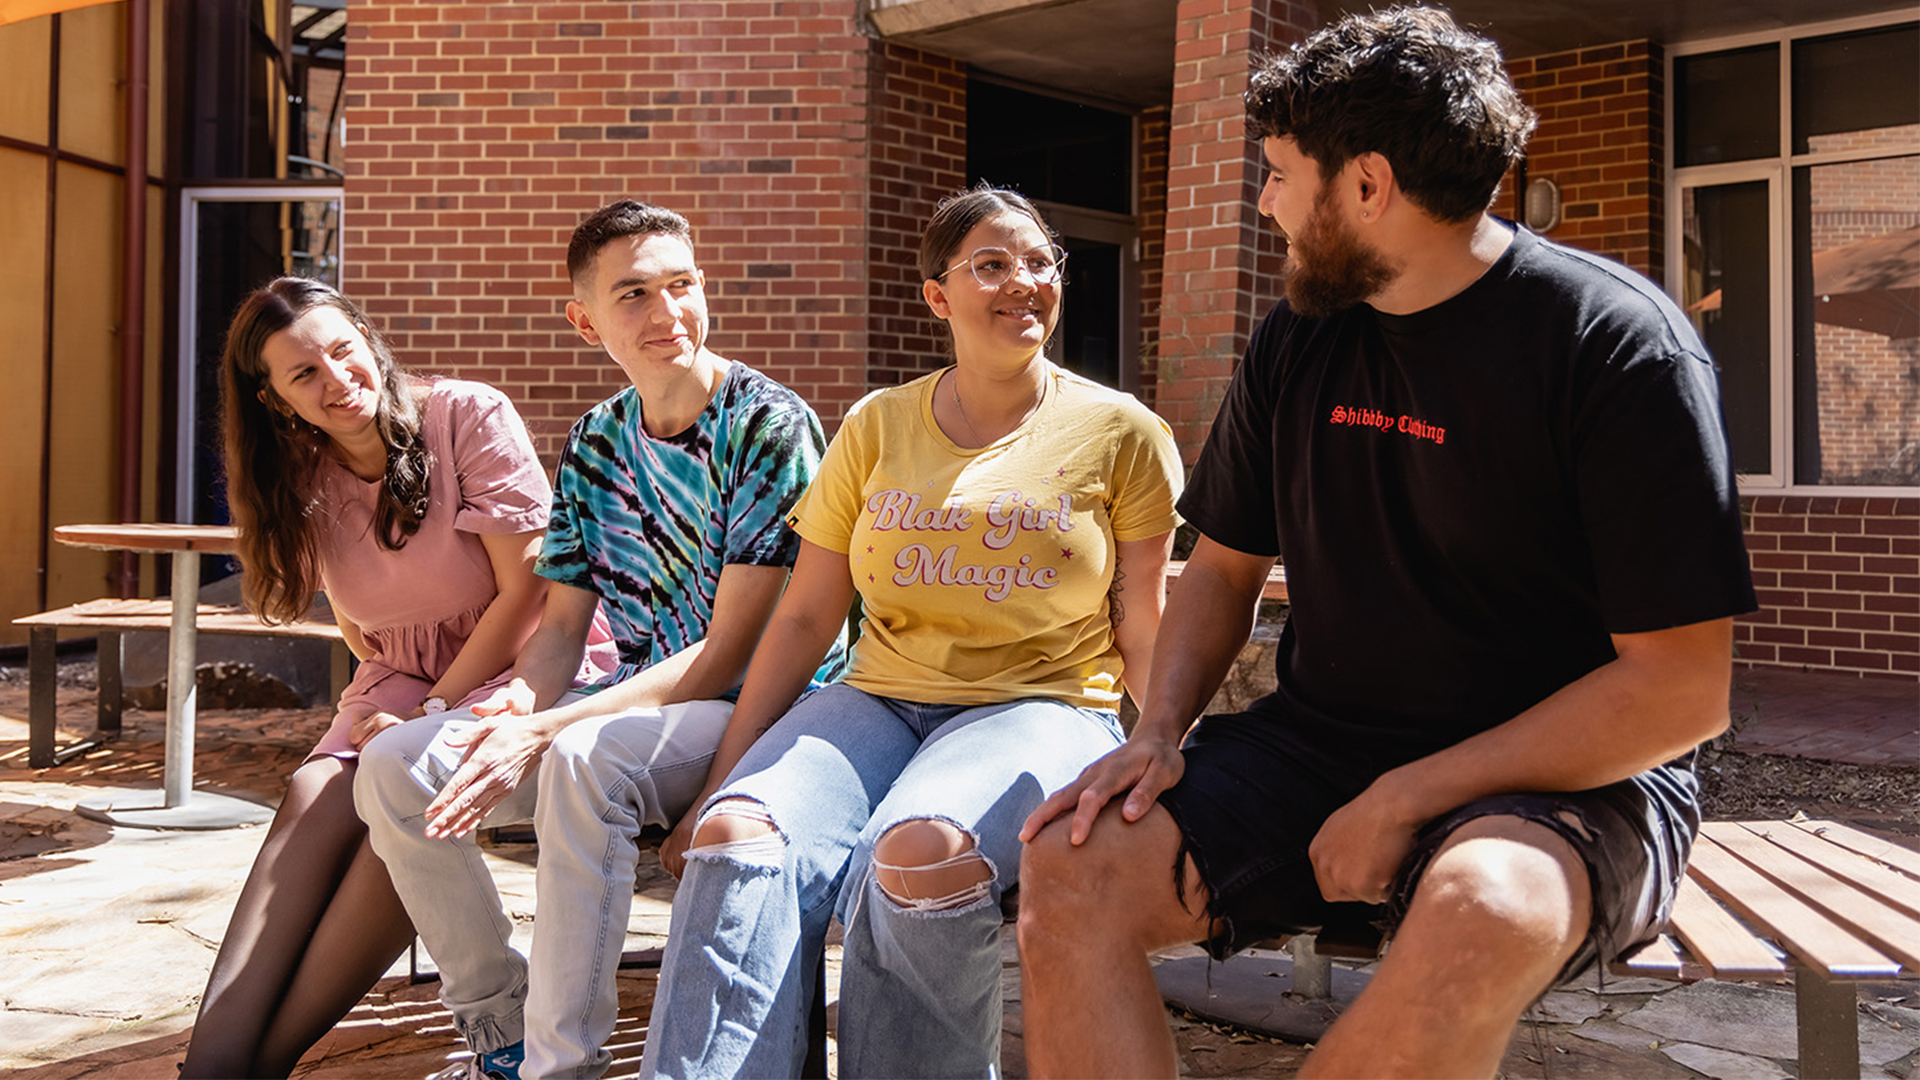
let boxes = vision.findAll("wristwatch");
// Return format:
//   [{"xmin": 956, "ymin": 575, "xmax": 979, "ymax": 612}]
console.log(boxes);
[{"xmin": 421, "ymin": 696, "xmax": 450, "ymax": 715}]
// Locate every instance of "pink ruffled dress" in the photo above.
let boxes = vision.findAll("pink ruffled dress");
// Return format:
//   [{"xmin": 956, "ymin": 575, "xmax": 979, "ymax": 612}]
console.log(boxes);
[{"xmin": 306, "ymin": 379, "xmax": 613, "ymax": 758}]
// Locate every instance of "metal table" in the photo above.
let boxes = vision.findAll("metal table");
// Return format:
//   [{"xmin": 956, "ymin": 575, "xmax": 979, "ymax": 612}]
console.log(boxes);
[{"xmin": 49, "ymin": 524, "xmax": 272, "ymax": 829}]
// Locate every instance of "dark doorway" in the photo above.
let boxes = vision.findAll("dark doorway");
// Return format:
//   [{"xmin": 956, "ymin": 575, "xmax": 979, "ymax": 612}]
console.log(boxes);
[{"xmin": 967, "ymin": 77, "xmax": 1139, "ymax": 389}]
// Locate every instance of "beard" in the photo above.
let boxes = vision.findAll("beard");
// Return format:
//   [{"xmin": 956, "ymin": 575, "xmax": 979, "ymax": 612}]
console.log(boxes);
[{"xmin": 1282, "ymin": 189, "xmax": 1399, "ymax": 319}]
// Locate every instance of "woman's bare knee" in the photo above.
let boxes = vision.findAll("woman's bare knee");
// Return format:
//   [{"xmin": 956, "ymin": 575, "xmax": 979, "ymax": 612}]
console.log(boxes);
[
  {"xmin": 690, "ymin": 797, "xmax": 780, "ymax": 849},
  {"xmin": 873, "ymin": 819, "xmax": 992, "ymax": 910}
]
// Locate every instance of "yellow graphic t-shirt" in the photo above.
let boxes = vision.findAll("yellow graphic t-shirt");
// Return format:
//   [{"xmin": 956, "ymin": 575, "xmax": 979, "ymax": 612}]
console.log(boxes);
[{"xmin": 788, "ymin": 364, "xmax": 1183, "ymax": 710}]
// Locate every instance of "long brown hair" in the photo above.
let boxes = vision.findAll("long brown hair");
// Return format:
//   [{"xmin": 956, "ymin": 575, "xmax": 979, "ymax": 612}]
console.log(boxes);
[{"xmin": 220, "ymin": 277, "xmax": 432, "ymax": 623}]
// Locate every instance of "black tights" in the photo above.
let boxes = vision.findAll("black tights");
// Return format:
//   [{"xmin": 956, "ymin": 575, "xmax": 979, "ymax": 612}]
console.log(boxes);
[{"xmin": 180, "ymin": 755, "xmax": 416, "ymax": 1079}]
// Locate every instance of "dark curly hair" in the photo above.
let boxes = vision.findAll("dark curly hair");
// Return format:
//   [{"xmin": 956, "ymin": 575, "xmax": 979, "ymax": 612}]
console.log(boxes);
[
  {"xmin": 220, "ymin": 277, "xmax": 431, "ymax": 624},
  {"xmin": 1245, "ymin": 6, "xmax": 1536, "ymax": 223}
]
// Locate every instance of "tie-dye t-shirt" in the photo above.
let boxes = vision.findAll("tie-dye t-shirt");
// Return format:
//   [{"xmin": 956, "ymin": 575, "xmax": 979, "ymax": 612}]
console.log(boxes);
[{"xmin": 536, "ymin": 361, "xmax": 844, "ymax": 693}]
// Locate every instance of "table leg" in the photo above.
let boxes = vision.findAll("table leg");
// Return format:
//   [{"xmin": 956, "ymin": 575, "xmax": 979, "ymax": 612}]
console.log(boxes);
[
  {"xmin": 97, "ymin": 630, "xmax": 123, "ymax": 736},
  {"xmin": 27, "ymin": 626, "xmax": 56, "ymax": 769},
  {"xmin": 73, "ymin": 550, "xmax": 270, "ymax": 830},
  {"xmin": 1795, "ymin": 961, "xmax": 1860, "ymax": 1080},
  {"xmin": 163, "ymin": 550, "xmax": 200, "ymax": 807}
]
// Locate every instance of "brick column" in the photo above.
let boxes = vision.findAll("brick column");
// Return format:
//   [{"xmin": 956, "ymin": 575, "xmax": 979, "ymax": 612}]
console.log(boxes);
[
  {"xmin": 1506, "ymin": 41, "xmax": 1665, "ymax": 281},
  {"xmin": 1137, "ymin": 103, "xmax": 1171, "ymax": 404},
  {"xmin": 1156, "ymin": 0, "xmax": 1313, "ymax": 462}
]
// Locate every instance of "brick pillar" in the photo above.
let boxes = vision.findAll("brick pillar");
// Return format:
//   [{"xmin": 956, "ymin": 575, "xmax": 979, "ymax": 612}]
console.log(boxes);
[
  {"xmin": 1137, "ymin": 103, "xmax": 1171, "ymax": 406},
  {"xmin": 1506, "ymin": 41, "xmax": 1665, "ymax": 282},
  {"xmin": 1156, "ymin": 0, "xmax": 1313, "ymax": 462}
]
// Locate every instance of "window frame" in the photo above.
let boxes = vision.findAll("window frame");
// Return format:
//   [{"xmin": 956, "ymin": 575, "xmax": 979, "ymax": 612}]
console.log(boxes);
[{"xmin": 1666, "ymin": 9, "xmax": 1920, "ymax": 496}]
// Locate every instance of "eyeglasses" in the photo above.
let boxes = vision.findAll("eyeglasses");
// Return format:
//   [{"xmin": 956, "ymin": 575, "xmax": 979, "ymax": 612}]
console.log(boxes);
[{"xmin": 935, "ymin": 244, "xmax": 1069, "ymax": 288}]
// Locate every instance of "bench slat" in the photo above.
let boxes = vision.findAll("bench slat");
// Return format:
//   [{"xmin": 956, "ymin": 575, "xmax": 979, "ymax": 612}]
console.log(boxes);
[
  {"xmin": 1708, "ymin": 823, "xmax": 1920, "ymax": 972},
  {"xmin": 1667, "ymin": 873, "xmax": 1786, "ymax": 979},
  {"xmin": 1688, "ymin": 837, "xmax": 1901, "ymax": 979},
  {"xmin": 1792, "ymin": 819, "xmax": 1920, "ymax": 882},
  {"xmin": 1739, "ymin": 821, "xmax": 1920, "ymax": 923},
  {"xmin": 15, "ymin": 599, "xmax": 343, "ymax": 641}
]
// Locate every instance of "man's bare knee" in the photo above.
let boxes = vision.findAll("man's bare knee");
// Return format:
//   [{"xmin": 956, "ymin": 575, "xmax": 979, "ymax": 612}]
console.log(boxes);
[
  {"xmin": 1410, "ymin": 816, "xmax": 1590, "ymax": 960},
  {"xmin": 690, "ymin": 797, "xmax": 780, "ymax": 850},
  {"xmin": 1019, "ymin": 804, "xmax": 1209, "ymax": 950},
  {"xmin": 873, "ymin": 818, "xmax": 992, "ymax": 910}
]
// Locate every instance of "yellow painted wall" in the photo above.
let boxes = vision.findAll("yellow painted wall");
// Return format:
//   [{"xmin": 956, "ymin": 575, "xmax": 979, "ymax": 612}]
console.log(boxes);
[
  {"xmin": 57, "ymin": 3, "xmax": 125, "ymax": 165},
  {"xmin": 0, "ymin": 148, "xmax": 50, "ymax": 648},
  {"xmin": 45, "ymin": 161, "xmax": 124, "ymax": 612},
  {"xmin": 0, "ymin": 2, "xmax": 170, "ymax": 646},
  {"xmin": 0, "ymin": 16, "xmax": 50, "ymax": 143}
]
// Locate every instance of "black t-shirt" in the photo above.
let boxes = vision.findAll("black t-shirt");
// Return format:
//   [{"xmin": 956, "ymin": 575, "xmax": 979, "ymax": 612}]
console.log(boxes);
[{"xmin": 1179, "ymin": 224, "xmax": 1757, "ymax": 773}]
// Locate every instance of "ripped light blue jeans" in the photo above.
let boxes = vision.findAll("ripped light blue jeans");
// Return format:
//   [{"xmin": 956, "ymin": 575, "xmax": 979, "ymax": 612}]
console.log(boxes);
[{"xmin": 638, "ymin": 683, "xmax": 1124, "ymax": 1079}]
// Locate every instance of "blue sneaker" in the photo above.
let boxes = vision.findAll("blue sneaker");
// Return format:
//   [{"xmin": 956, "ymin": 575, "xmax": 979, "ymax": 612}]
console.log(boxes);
[{"xmin": 431, "ymin": 1040, "xmax": 523, "ymax": 1080}]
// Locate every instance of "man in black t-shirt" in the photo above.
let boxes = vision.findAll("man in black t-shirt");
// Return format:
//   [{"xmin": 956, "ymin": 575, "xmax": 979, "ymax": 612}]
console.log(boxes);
[{"xmin": 1016, "ymin": 8, "xmax": 1755, "ymax": 1077}]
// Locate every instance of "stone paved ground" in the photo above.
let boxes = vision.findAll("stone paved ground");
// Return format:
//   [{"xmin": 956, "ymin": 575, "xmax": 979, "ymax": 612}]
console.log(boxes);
[{"xmin": 1, "ymin": 664, "xmax": 1916, "ymax": 1078}]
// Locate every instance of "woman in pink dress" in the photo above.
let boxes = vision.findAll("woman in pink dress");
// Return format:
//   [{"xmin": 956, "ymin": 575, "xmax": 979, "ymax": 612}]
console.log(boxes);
[{"xmin": 182, "ymin": 277, "xmax": 604, "ymax": 1078}]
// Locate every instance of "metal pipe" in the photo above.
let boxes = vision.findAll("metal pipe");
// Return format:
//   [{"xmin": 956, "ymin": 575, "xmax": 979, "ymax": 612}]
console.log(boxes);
[
  {"xmin": 36, "ymin": 14, "xmax": 61, "ymax": 615},
  {"xmin": 114, "ymin": 0, "xmax": 151, "ymax": 596}
]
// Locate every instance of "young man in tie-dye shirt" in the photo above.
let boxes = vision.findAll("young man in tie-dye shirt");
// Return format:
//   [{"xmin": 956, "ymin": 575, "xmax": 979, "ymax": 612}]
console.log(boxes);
[{"xmin": 358, "ymin": 200, "xmax": 842, "ymax": 1080}]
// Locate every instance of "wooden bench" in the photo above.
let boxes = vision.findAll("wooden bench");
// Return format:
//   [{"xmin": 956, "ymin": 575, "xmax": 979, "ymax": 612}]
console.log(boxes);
[
  {"xmin": 13, "ymin": 597, "xmax": 351, "ymax": 769},
  {"xmin": 1610, "ymin": 818, "xmax": 1919, "ymax": 1079},
  {"xmin": 1269, "ymin": 818, "xmax": 1918, "ymax": 1079}
]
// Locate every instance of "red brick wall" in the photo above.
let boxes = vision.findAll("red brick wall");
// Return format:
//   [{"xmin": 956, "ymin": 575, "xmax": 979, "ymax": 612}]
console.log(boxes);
[
  {"xmin": 1506, "ymin": 41, "xmax": 1665, "ymax": 282},
  {"xmin": 343, "ymin": 0, "xmax": 875, "ymax": 461},
  {"xmin": 1137, "ymin": 104, "xmax": 1170, "ymax": 401},
  {"xmin": 1739, "ymin": 495, "xmax": 1920, "ymax": 677},
  {"xmin": 864, "ymin": 43, "xmax": 966, "ymax": 393},
  {"xmin": 1155, "ymin": 0, "xmax": 1308, "ymax": 461}
]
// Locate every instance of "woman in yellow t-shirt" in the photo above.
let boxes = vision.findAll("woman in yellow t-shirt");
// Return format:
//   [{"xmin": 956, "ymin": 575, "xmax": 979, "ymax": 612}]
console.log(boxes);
[{"xmin": 640, "ymin": 184, "xmax": 1184, "ymax": 1079}]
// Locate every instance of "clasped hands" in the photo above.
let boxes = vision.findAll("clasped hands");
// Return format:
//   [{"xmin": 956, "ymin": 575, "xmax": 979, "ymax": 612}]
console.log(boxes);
[{"xmin": 412, "ymin": 678, "xmax": 557, "ymax": 840}]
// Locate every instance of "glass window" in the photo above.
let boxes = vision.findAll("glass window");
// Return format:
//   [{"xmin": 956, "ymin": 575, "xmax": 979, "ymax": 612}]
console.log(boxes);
[
  {"xmin": 1676, "ymin": 45, "xmax": 1780, "ymax": 167},
  {"xmin": 1683, "ymin": 182, "xmax": 1774, "ymax": 474},
  {"xmin": 1791, "ymin": 157, "xmax": 1920, "ymax": 486},
  {"xmin": 1794, "ymin": 24, "xmax": 1920, "ymax": 155},
  {"xmin": 1672, "ymin": 19, "xmax": 1919, "ymax": 489}
]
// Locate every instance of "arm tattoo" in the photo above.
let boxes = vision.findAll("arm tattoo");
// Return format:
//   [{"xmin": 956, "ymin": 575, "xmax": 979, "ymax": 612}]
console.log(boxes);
[{"xmin": 1108, "ymin": 565, "xmax": 1127, "ymax": 626}]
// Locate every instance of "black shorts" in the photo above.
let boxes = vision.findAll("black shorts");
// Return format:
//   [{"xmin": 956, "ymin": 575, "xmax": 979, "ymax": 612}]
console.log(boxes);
[{"xmin": 1156, "ymin": 707, "xmax": 1702, "ymax": 983}]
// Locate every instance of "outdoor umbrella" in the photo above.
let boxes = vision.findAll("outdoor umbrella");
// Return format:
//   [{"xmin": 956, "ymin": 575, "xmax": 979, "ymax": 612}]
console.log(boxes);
[
  {"xmin": 1687, "ymin": 223, "xmax": 1920, "ymax": 341},
  {"xmin": 1807, "ymin": 223, "xmax": 1920, "ymax": 340}
]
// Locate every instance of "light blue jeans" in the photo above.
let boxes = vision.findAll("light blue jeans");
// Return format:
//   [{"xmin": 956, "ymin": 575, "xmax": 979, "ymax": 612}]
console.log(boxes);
[
  {"xmin": 638, "ymin": 683, "xmax": 1124, "ymax": 1079},
  {"xmin": 354, "ymin": 696, "xmax": 733, "ymax": 1079}
]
